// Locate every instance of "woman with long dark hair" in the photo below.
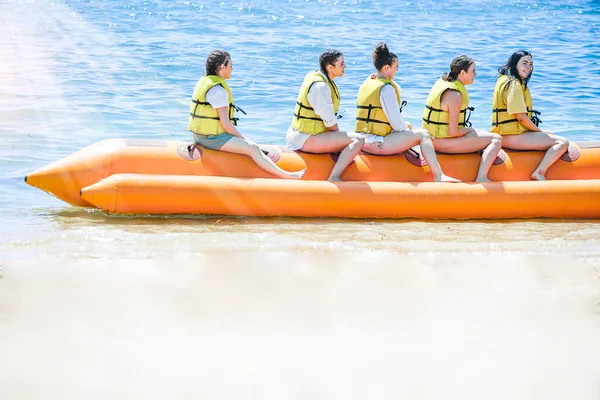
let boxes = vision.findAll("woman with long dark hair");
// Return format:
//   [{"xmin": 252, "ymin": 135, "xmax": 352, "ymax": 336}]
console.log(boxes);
[
  {"xmin": 189, "ymin": 49, "xmax": 305, "ymax": 179},
  {"xmin": 422, "ymin": 55, "xmax": 502, "ymax": 182},
  {"xmin": 287, "ymin": 49, "xmax": 364, "ymax": 181},
  {"xmin": 355, "ymin": 42, "xmax": 460, "ymax": 182},
  {"xmin": 491, "ymin": 50, "xmax": 568, "ymax": 180}
]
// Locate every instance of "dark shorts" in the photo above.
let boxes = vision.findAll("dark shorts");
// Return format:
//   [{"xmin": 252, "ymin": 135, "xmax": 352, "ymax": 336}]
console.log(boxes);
[{"xmin": 192, "ymin": 132, "xmax": 235, "ymax": 150}]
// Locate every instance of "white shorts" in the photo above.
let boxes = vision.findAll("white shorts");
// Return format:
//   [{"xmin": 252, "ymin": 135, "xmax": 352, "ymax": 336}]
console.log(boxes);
[
  {"xmin": 357, "ymin": 132, "xmax": 385, "ymax": 144},
  {"xmin": 286, "ymin": 126, "xmax": 313, "ymax": 151}
]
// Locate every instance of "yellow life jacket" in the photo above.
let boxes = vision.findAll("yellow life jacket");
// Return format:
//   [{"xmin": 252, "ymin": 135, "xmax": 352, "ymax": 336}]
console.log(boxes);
[
  {"xmin": 188, "ymin": 75, "xmax": 240, "ymax": 135},
  {"xmin": 421, "ymin": 78, "xmax": 473, "ymax": 138},
  {"xmin": 291, "ymin": 71, "xmax": 340, "ymax": 135},
  {"xmin": 355, "ymin": 76, "xmax": 405, "ymax": 136},
  {"xmin": 491, "ymin": 74, "xmax": 541, "ymax": 135}
]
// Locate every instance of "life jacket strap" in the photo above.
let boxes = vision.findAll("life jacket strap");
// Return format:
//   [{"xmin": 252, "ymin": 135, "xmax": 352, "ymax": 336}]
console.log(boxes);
[
  {"xmin": 190, "ymin": 101, "xmax": 244, "ymax": 126},
  {"xmin": 294, "ymin": 101, "xmax": 315, "ymax": 121},
  {"xmin": 355, "ymin": 104, "xmax": 391, "ymax": 126},
  {"xmin": 189, "ymin": 113, "xmax": 220, "ymax": 121},
  {"xmin": 491, "ymin": 108, "xmax": 542, "ymax": 127}
]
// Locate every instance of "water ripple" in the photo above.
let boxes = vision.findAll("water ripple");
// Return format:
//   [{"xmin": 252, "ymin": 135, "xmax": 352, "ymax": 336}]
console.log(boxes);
[{"xmin": 0, "ymin": 0, "xmax": 599, "ymax": 243}]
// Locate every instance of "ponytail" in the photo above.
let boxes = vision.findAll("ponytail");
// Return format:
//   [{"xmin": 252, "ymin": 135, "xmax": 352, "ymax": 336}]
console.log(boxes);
[
  {"xmin": 372, "ymin": 42, "xmax": 398, "ymax": 71},
  {"xmin": 442, "ymin": 55, "xmax": 474, "ymax": 82}
]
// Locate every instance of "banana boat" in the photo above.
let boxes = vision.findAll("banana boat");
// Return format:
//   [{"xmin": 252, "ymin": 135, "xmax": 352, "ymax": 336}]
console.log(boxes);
[{"xmin": 25, "ymin": 138, "xmax": 600, "ymax": 218}]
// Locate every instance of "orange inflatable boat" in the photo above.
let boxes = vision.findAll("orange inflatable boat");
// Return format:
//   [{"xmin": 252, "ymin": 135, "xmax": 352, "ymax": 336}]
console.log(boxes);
[{"xmin": 26, "ymin": 138, "xmax": 600, "ymax": 219}]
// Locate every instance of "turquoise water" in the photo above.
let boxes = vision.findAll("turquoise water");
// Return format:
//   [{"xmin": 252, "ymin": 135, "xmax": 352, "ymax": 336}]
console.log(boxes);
[{"xmin": 1, "ymin": 1, "xmax": 600, "ymax": 398}]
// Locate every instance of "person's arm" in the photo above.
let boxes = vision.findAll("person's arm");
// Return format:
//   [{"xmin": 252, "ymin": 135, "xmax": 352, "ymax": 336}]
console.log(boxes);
[
  {"xmin": 380, "ymin": 85, "xmax": 408, "ymax": 132},
  {"xmin": 443, "ymin": 90, "xmax": 474, "ymax": 137},
  {"xmin": 207, "ymin": 85, "xmax": 245, "ymax": 138},
  {"xmin": 307, "ymin": 82, "xmax": 339, "ymax": 131},
  {"xmin": 506, "ymin": 83, "xmax": 541, "ymax": 132},
  {"xmin": 216, "ymin": 107, "xmax": 244, "ymax": 138},
  {"xmin": 514, "ymin": 112, "xmax": 542, "ymax": 132}
]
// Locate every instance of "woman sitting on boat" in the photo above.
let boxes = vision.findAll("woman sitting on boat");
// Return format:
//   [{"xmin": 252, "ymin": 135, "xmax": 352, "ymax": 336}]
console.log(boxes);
[
  {"xmin": 355, "ymin": 42, "xmax": 460, "ymax": 183},
  {"xmin": 422, "ymin": 55, "xmax": 502, "ymax": 182},
  {"xmin": 287, "ymin": 49, "xmax": 365, "ymax": 181},
  {"xmin": 189, "ymin": 49, "xmax": 305, "ymax": 179},
  {"xmin": 491, "ymin": 50, "xmax": 569, "ymax": 180}
]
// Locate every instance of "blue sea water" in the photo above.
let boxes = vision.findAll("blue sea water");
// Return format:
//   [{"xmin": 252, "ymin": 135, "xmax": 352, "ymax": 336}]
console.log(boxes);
[
  {"xmin": 2, "ymin": 0, "xmax": 600, "ymax": 213},
  {"xmin": 2, "ymin": 0, "xmax": 600, "ymax": 218},
  {"xmin": 1, "ymin": 1, "xmax": 600, "ymax": 398}
]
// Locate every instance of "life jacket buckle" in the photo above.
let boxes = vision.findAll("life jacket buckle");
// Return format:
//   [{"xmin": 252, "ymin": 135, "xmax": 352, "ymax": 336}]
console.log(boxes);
[
  {"xmin": 464, "ymin": 106, "xmax": 475, "ymax": 128},
  {"xmin": 399, "ymin": 100, "xmax": 408, "ymax": 113},
  {"xmin": 530, "ymin": 109, "xmax": 542, "ymax": 127}
]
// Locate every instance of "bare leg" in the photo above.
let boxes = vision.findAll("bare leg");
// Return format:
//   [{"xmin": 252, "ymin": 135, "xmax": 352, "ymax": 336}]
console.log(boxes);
[
  {"xmin": 415, "ymin": 129, "xmax": 461, "ymax": 183},
  {"xmin": 221, "ymin": 137, "xmax": 305, "ymax": 179},
  {"xmin": 433, "ymin": 130, "xmax": 502, "ymax": 182},
  {"xmin": 502, "ymin": 131, "xmax": 569, "ymax": 180},
  {"xmin": 476, "ymin": 132, "xmax": 503, "ymax": 182},
  {"xmin": 301, "ymin": 131, "xmax": 365, "ymax": 181},
  {"xmin": 362, "ymin": 129, "xmax": 460, "ymax": 182}
]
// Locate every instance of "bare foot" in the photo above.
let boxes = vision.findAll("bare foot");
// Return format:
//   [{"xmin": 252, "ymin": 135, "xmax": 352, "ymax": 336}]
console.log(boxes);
[
  {"xmin": 285, "ymin": 169, "xmax": 306, "ymax": 180},
  {"xmin": 531, "ymin": 171, "xmax": 546, "ymax": 181},
  {"xmin": 435, "ymin": 174, "xmax": 461, "ymax": 183}
]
